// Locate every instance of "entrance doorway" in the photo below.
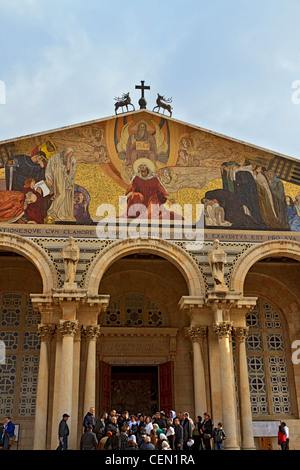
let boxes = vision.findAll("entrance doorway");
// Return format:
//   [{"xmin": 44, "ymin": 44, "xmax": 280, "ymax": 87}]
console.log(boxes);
[
  {"xmin": 99, "ymin": 362, "xmax": 174, "ymax": 416},
  {"xmin": 111, "ymin": 366, "xmax": 158, "ymax": 416}
]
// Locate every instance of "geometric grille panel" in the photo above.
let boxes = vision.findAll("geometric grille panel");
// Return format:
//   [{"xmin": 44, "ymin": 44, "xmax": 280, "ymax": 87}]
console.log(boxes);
[
  {"xmin": 269, "ymin": 356, "xmax": 291, "ymax": 415},
  {"xmin": 25, "ymin": 297, "xmax": 41, "ymax": 327},
  {"xmin": 0, "ymin": 355, "xmax": 17, "ymax": 416},
  {"xmin": 125, "ymin": 295, "xmax": 143, "ymax": 326},
  {"xmin": 18, "ymin": 355, "xmax": 39, "ymax": 416},
  {"xmin": 147, "ymin": 299, "xmax": 163, "ymax": 326},
  {"xmin": 0, "ymin": 293, "xmax": 40, "ymax": 418},
  {"xmin": 247, "ymin": 355, "xmax": 269, "ymax": 414},
  {"xmin": 263, "ymin": 301, "xmax": 282, "ymax": 329},
  {"xmin": 1, "ymin": 294, "xmax": 22, "ymax": 327},
  {"xmin": 245, "ymin": 298, "xmax": 292, "ymax": 417},
  {"xmin": 104, "ymin": 294, "xmax": 165, "ymax": 327}
]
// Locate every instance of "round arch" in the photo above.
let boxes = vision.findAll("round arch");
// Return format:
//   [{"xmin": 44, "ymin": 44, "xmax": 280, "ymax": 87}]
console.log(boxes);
[
  {"xmin": 84, "ymin": 237, "xmax": 206, "ymax": 297},
  {"xmin": 0, "ymin": 232, "xmax": 58, "ymax": 294},
  {"xmin": 230, "ymin": 240, "xmax": 300, "ymax": 293}
]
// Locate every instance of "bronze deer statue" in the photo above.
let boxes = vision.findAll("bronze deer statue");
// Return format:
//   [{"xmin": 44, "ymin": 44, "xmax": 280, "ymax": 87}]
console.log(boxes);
[
  {"xmin": 114, "ymin": 92, "xmax": 135, "ymax": 114},
  {"xmin": 153, "ymin": 93, "xmax": 173, "ymax": 117}
]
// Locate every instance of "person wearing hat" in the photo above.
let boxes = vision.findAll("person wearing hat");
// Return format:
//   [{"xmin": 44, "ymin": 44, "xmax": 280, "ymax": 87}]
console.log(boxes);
[{"xmin": 56, "ymin": 413, "xmax": 70, "ymax": 450}]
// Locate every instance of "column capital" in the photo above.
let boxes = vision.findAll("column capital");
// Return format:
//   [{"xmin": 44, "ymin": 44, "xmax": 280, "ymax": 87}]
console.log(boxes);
[
  {"xmin": 233, "ymin": 326, "xmax": 249, "ymax": 343},
  {"xmin": 82, "ymin": 325, "xmax": 101, "ymax": 340},
  {"xmin": 58, "ymin": 319, "xmax": 79, "ymax": 337},
  {"xmin": 213, "ymin": 321, "xmax": 233, "ymax": 339},
  {"xmin": 37, "ymin": 323, "xmax": 56, "ymax": 341},
  {"xmin": 183, "ymin": 325, "xmax": 207, "ymax": 343}
]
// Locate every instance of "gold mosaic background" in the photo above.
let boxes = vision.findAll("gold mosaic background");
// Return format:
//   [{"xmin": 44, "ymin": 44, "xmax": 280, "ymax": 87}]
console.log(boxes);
[{"xmin": 1, "ymin": 110, "xmax": 300, "ymax": 224}]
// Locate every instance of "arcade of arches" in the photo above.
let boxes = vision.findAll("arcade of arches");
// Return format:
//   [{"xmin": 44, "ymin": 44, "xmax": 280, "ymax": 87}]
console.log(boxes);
[{"xmin": 0, "ymin": 234, "xmax": 300, "ymax": 450}]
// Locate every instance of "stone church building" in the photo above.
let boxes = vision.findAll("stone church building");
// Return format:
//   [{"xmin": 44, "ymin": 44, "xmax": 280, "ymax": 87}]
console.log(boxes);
[{"xmin": 0, "ymin": 103, "xmax": 300, "ymax": 450}]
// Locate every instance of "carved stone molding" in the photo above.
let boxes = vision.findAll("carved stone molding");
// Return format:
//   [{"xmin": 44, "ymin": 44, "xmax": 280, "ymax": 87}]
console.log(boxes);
[
  {"xmin": 58, "ymin": 319, "xmax": 79, "ymax": 337},
  {"xmin": 213, "ymin": 321, "xmax": 233, "ymax": 339},
  {"xmin": 98, "ymin": 327, "xmax": 178, "ymax": 360}
]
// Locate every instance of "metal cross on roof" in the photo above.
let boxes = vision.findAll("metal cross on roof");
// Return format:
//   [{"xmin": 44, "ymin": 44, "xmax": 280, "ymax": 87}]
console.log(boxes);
[{"xmin": 135, "ymin": 80, "xmax": 150, "ymax": 109}]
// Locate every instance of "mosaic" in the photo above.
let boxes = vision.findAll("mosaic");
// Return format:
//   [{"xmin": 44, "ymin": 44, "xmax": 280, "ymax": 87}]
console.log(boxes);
[{"xmin": 0, "ymin": 110, "xmax": 300, "ymax": 231}]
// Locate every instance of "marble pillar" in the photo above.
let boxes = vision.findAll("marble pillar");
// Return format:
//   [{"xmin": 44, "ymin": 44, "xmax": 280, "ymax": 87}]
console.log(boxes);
[
  {"xmin": 82, "ymin": 325, "xmax": 101, "ymax": 414},
  {"xmin": 58, "ymin": 320, "xmax": 78, "ymax": 428},
  {"xmin": 213, "ymin": 321, "xmax": 240, "ymax": 450},
  {"xmin": 33, "ymin": 323, "xmax": 55, "ymax": 450},
  {"xmin": 234, "ymin": 326, "xmax": 256, "ymax": 450},
  {"xmin": 184, "ymin": 325, "xmax": 208, "ymax": 417}
]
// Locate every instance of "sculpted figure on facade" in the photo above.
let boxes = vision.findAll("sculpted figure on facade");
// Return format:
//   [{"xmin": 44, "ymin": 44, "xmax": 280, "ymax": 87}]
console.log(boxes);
[
  {"xmin": 208, "ymin": 239, "xmax": 228, "ymax": 291},
  {"xmin": 62, "ymin": 237, "xmax": 80, "ymax": 286}
]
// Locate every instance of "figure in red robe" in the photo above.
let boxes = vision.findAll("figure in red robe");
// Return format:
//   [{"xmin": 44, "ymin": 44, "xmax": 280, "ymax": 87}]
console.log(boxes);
[
  {"xmin": 22, "ymin": 178, "xmax": 53, "ymax": 224},
  {"xmin": 125, "ymin": 160, "xmax": 182, "ymax": 220},
  {"xmin": 0, "ymin": 190, "xmax": 37, "ymax": 223}
]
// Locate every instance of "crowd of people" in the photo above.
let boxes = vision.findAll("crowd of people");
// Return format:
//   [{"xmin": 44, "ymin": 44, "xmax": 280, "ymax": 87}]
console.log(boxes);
[{"xmin": 71, "ymin": 408, "xmax": 226, "ymax": 451}]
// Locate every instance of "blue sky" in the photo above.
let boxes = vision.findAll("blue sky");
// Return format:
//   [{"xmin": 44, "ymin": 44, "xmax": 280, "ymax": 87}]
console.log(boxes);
[{"xmin": 1, "ymin": 0, "xmax": 300, "ymax": 159}]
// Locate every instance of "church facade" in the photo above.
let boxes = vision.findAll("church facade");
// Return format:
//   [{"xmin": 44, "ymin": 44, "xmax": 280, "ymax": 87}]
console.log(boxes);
[{"xmin": 0, "ymin": 107, "xmax": 300, "ymax": 450}]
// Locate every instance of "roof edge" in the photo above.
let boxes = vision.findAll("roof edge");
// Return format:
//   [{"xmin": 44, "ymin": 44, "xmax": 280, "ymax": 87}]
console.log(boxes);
[{"xmin": 0, "ymin": 108, "xmax": 298, "ymax": 164}]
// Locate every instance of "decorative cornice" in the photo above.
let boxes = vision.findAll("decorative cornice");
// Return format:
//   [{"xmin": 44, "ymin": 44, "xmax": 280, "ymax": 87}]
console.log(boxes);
[{"xmin": 99, "ymin": 327, "xmax": 178, "ymax": 338}]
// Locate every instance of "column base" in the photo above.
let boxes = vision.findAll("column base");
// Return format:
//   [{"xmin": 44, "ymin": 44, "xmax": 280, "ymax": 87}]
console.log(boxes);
[{"xmin": 224, "ymin": 445, "xmax": 240, "ymax": 450}]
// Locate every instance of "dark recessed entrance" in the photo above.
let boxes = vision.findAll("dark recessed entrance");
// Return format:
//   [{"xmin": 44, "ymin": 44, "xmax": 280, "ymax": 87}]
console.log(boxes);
[
  {"xmin": 99, "ymin": 362, "xmax": 174, "ymax": 416},
  {"xmin": 111, "ymin": 366, "xmax": 158, "ymax": 416}
]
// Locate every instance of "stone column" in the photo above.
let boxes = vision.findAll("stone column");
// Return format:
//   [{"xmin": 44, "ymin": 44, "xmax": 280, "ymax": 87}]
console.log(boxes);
[
  {"xmin": 184, "ymin": 325, "xmax": 207, "ymax": 417},
  {"xmin": 82, "ymin": 325, "xmax": 101, "ymax": 414},
  {"xmin": 213, "ymin": 321, "xmax": 239, "ymax": 450},
  {"xmin": 51, "ymin": 328, "xmax": 62, "ymax": 449},
  {"xmin": 70, "ymin": 328, "xmax": 82, "ymax": 450},
  {"xmin": 58, "ymin": 320, "xmax": 78, "ymax": 421},
  {"xmin": 234, "ymin": 327, "xmax": 256, "ymax": 450},
  {"xmin": 33, "ymin": 323, "xmax": 55, "ymax": 450}
]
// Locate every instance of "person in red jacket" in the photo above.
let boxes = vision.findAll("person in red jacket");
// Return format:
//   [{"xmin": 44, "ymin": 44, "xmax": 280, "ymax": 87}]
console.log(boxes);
[{"xmin": 278, "ymin": 424, "xmax": 287, "ymax": 450}]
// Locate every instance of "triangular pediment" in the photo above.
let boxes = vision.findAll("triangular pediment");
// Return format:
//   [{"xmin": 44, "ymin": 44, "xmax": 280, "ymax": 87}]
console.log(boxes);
[{"xmin": 0, "ymin": 109, "xmax": 299, "ymax": 233}]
